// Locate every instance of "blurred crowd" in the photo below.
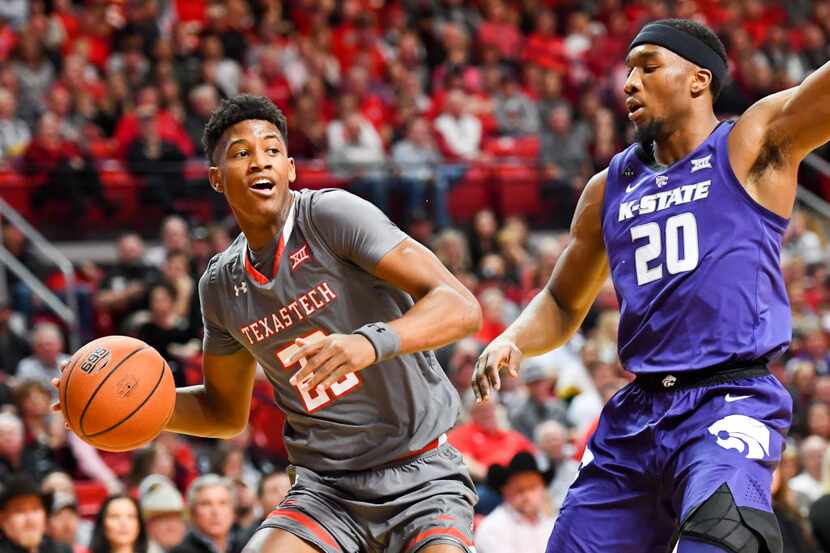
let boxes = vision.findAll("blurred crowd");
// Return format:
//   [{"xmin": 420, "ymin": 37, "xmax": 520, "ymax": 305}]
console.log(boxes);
[
  {"xmin": 3, "ymin": 1, "xmax": 830, "ymax": 553},
  {"xmin": 2, "ymin": 0, "xmax": 830, "ymax": 230}
]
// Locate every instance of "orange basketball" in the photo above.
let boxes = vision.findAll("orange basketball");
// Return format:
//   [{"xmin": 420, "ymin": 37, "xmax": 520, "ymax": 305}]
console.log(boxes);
[{"xmin": 59, "ymin": 336, "xmax": 176, "ymax": 452}]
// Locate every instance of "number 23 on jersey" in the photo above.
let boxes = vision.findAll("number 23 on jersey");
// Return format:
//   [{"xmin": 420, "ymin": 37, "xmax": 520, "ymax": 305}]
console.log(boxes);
[{"xmin": 276, "ymin": 330, "xmax": 361, "ymax": 413}]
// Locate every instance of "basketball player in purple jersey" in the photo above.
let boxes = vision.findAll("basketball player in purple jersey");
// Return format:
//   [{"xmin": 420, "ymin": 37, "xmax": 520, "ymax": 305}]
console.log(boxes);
[
  {"xmin": 474, "ymin": 18, "xmax": 828, "ymax": 553},
  {"xmin": 162, "ymin": 95, "xmax": 483, "ymax": 553}
]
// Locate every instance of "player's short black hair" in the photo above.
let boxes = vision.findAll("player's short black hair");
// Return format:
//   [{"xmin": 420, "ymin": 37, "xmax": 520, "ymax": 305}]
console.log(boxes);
[
  {"xmin": 202, "ymin": 94, "xmax": 288, "ymax": 165},
  {"xmin": 655, "ymin": 18, "xmax": 727, "ymax": 101}
]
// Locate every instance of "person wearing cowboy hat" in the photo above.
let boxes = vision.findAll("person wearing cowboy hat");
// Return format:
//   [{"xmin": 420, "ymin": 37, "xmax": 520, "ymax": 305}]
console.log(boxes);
[{"xmin": 474, "ymin": 452, "xmax": 557, "ymax": 553}]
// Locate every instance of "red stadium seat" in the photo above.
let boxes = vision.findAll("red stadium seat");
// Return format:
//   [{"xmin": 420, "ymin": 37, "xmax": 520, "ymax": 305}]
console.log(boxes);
[
  {"xmin": 98, "ymin": 164, "xmax": 139, "ymax": 226},
  {"xmin": 0, "ymin": 170, "xmax": 31, "ymax": 220},
  {"xmin": 295, "ymin": 163, "xmax": 349, "ymax": 190},
  {"xmin": 448, "ymin": 165, "xmax": 492, "ymax": 222},
  {"xmin": 74, "ymin": 481, "xmax": 109, "ymax": 518},
  {"xmin": 492, "ymin": 164, "xmax": 543, "ymax": 218},
  {"xmin": 482, "ymin": 136, "xmax": 540, "ymax": 160}
]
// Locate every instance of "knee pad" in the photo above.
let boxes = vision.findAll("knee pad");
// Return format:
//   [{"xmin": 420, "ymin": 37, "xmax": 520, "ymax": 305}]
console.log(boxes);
[{"xmin": 674, "ymin": 484, "xmax": 782, "ymax": 553}]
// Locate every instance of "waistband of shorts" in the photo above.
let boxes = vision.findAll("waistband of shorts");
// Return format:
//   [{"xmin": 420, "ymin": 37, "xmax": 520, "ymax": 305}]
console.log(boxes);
[
  {"xmin": 393, "ymin": 433, "xmax": 448, "ymax": 462},
  {"xmin": 633, "ymin": 360, "xmax": 769, "ymax": 392}
]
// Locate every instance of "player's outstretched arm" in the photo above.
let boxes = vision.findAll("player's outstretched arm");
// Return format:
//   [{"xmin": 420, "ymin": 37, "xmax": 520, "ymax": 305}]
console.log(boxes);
[
  {"xmin": 373, "ymin": 237, "xmax": 483, "ymax": 351},
  {"xmin": 729, "ymin": 59, "xmax": 830, "ymax": 217},
  {"xmin": 165, "ymin": 348, "xmax": 257, "ymax": 438},
  {"xmin": 473, "ymin": 170, "xmax": 609, "ymax": 401}
]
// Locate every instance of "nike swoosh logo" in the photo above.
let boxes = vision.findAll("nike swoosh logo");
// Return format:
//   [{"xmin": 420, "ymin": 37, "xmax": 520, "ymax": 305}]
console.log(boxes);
[
  {"xmin": 625, "ymin": 176, "xmax": 650, "ymax": 194},
  {"xmin": 725, "ymin": 394, "xmax": 752, "ymax": 403}
]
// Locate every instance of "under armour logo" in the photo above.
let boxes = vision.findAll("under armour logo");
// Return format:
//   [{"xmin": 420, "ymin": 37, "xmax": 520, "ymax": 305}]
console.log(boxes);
[
  {"xmin": 289, "ymin": 244, "xmax": 311, "ymax": 271},
  {"xmin": 656, "ymin": 175, "xmax": 669, "ymax": 188},
  {"xmin": 690, "ymin": 154, "xmax": 712, "ymax": 173},
  {"xmin": 662, "ymin": 375, "xmax": 676, "ymax": 388},
  {"xmin": 234, "ymin": 282, "xmax": 248, "ymax": 296},
  {"xmin": 708, "ymin": 415, "xmax": 770, "ymax": 460}
]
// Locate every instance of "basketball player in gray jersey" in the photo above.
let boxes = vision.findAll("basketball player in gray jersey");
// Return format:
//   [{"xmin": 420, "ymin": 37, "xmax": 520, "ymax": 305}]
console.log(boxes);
[{"xmin": 165, "ymin": 95, "xmax": 483, "ymax": 553}]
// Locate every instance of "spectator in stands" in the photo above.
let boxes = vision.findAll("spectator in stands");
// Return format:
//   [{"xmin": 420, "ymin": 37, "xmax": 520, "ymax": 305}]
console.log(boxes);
[
  {"xmin": 145, "ymin": 217, "xmax": 191, "ymax": 269},
  {"xmin": 286, "ymin": 93, "xmax": 327, "ymax": 160},
  {"xmin": 445, "ymin": 338, "xmax": 481, "ymax": 407},
  {"xmin": 136, "ymin": 283, "xmax": 199, "ymax": 388},
  {"xmin": 138, "ymin": 476, "xmax": 186, "ymax": 553},
  {"xmin": 540, "ymin": 103, "xmax": 590, "ymax": 229},
  {"xmin": 0, "ymin": 474, "xmax": 70, "ymax": 553},
  {"xmin": 475, "ymin": 452, "xmax": 556, "ymax": 553},
  {"xmin": 89, "ymin": 495, "xmax": 148, "ymax": 553},
  {"xmin": 172, "ymin": 475, "xmax": 240, "ymax": 553},
  {"xmin": 0, "ymin": 87, "xmax": 30, "ymax": 161},
  {"xmin": 2, "ymin": 224, "xmax": 52, "ymax": 321},
  {"xmin": 771, "ymin": 466, "xmax": 817, "ymax": 553},
  {"xmin": 392, "ymin": 116, "xmax": 464, "ymax": 228},
  {"xmin": 789, "ymin": 435, "xmax": 828, "ymax": 516},
  {"xmin": 256, "ymin": 470, "xmax": 290, "ymax": 520},
  {"xmin": 494, "ymin": 71, "xmax": 539, "ymax": 137},
  {"xmin": 535, "ymin": 420, "xmax": 579, "ymax": 510},
  {"xmin": 126, "ymin": 106, "xmax": 187, "ymax": 215},
  {"xmin": 567, "ymin": 361, "xmax": 617, "ymax": 434},
  {"xmin": 327, "ymin": 108, "xmax": 388, "ymax": 212},
  {"xmin": 95, "ymin": 233, "xmax": 159, "ymax": 332},
  {"xmin": 11, "ymin": 33, "xmax": 54, "ymax": 126},
  {"xmin": 449, "ymin": 397, "xmax": 535, "ymax": 495},
  {"xmin": 0, "ymin": 301, "xmax": 30, "ymax": 377},
  {"xmin": 184, "ymin": 85, "xmax": 220, "ymax": 157},
  {"xmin": 159, "ymin": 252, "xmax": 196, "ymax": 324},
  {"xmin": 509, "ymin": 360, "xmax": 569, "ymax": 440},
  {"xmin": 434, "ymin": 89, "xmax": 482, "ymax": 161},
  {"xmin": 25, "ymin": 112, "xmax": 113, "ymax": 222},
  {"xmin": 16, "ymin": 323, "xmax": 70, "ymax": 392},
  {"xmin": 113, "ymin": 85, "xmax": 193, "ymax": 159},
  {"xmin": 46, "ymin": 493, "xmax": 85, "ymax": 552},
  {"xmin": 808, "ymin": 401, "xmax": 830, "ymax": 440},
  {"xmin": 127, "ymin": 444, "xmax": 176, "ymax": 493}
]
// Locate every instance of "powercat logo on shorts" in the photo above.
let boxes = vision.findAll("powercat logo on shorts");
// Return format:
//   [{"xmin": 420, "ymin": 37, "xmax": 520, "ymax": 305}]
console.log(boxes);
[
  {"xmin": 80, "ymin": 347, "xmax": 111, "ymax": 375},
  {"xmin": 707, "ymin": 415, "xmax": 770, "ymax": 460}
]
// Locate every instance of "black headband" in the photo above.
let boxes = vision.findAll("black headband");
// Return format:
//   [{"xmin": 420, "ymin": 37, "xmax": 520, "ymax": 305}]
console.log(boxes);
[{"xmin": 629, "ymin": 22, "xmax": 727, "ymax": 82}]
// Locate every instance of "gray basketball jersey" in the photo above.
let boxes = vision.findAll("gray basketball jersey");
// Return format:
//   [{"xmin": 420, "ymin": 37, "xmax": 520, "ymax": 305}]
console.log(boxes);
[{"xmin": 199, "ymin": 188, "xmax": 461, "ymax": 472}]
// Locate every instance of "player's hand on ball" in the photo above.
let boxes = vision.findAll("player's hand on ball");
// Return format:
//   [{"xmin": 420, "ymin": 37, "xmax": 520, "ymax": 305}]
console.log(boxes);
[
  {"xmin": 288, "ymin": 334, "xmax": 377, "ymax": 392},
  {"xmin": 50, "ymin": 361, "xmax": 70, "ymax": 428},
  {"xmin": 473, "ymin": 338, "xmax": 523, "ymax": 403}
]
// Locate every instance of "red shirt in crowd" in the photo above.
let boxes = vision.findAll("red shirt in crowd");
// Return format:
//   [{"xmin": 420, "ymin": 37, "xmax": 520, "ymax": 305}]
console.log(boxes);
[
  {"xmin": 449, "ymin": 421, "xmax": 535, "ymax": 470},
  {"xmin": 113, "ymin": 110, "xmax": 194, "ymax": 158}
]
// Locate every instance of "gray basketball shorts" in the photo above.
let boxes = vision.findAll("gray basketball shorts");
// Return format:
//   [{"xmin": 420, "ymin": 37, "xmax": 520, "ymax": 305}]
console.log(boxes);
[{"xmin": 250, "ymin": 439, "xmax": 477, "ymax": 553}]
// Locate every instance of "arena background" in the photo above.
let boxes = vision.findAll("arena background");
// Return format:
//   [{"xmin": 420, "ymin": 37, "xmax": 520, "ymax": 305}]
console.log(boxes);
[{"xmin": 2, "ymin": 1, "xmax": 830, "ymax": 552}]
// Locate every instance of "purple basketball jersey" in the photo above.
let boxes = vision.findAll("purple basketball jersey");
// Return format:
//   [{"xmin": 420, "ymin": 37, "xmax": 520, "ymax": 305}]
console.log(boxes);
[{"xmin": 602, "ymin": 121, "xmax": 791, "ymax": 374}]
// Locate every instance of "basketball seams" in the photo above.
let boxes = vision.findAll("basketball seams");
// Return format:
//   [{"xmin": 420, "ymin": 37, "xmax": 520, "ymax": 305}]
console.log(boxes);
[
  {"xmin": 84, "ymin": 358, "xmax": 169, "ymax": 439},
  {"xmin": 78, "ymin": 346, "xmax": 148, "ymax": 436}
]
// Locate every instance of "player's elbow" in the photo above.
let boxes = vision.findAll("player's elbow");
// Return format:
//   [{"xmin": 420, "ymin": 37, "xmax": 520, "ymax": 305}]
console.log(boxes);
[
  {"xmin": 212, "ymin": 416, "xmax": 249, "ymax": 439},
  {"xmin": 459, "ymin": 289, "xmax": 483, "ymax": 336}
]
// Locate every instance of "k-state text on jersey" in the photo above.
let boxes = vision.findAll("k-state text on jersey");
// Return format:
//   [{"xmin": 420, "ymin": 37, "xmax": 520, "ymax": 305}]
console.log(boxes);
[{"xmin": 618, "ymin": 180, "xmax": 711, "ymax": 222}]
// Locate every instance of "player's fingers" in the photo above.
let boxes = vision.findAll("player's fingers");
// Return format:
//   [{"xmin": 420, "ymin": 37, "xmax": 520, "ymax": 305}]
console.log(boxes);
[
  {"xmin": 317, "ymin": 364, "xmax": 352, "ymax": 392},
  {"xmin": 506, "ymin": 346, "xmax": 522, "ymax": 377},
  {"xmin": 472, "ymin": 355, "xmax": 488, "ymax": 402},
  {"xmin": 479, "ymin": 353, "xmax": 497, "ymax": 401},
  {"xmin": 290, "ymin": 347, "xmax": 337, "ymax": 387},
  {"xmin": 306, "ymin": 354, "xmax": 347, "ymax": 390},
  {"xmin": 288, "ymin": 338, "xmax": 324, "ymax": 364}
]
